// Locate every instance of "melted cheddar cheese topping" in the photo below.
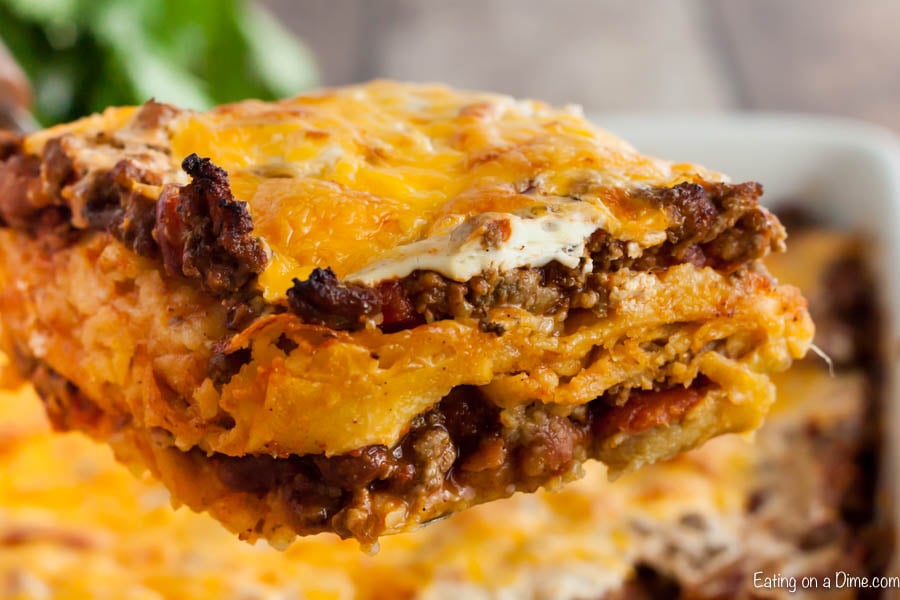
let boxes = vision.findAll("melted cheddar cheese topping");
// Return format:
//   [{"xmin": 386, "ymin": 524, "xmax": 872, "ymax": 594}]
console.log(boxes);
[{"xmin": 163, "ymin": 81, "xmax": 720, "ymax": 299}]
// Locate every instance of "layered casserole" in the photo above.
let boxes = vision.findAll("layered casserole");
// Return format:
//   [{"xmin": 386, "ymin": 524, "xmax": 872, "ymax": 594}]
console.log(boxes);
[{"xmin": 0, "ymin": 81, "xmax": 812, "ymax": 545}]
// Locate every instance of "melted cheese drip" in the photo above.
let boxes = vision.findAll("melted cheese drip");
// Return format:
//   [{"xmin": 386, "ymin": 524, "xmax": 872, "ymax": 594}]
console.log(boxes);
[{"xmin": 165, "ymin": 81, "xmax": 717, "ymax": 300}]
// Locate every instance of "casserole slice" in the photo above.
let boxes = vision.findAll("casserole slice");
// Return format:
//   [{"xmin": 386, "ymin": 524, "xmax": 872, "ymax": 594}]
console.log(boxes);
[{"xmin": 0, "ymin": 81, "xmax": 812, "ymax": 547}]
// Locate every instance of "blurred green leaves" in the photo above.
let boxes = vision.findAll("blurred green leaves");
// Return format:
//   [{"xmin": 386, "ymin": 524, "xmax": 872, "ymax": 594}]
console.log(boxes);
[{"xmin": 0, "ymin": 0, "xmax": 318, "ymax": 125}]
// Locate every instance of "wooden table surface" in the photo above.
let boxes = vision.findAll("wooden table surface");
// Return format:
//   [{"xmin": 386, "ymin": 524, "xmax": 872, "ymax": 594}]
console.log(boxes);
[{"xmin": 264, "ymin": 0, "xmax": 900, "ymax": 132}]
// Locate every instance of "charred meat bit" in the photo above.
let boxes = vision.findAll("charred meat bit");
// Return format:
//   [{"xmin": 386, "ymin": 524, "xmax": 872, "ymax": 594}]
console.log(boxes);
[
  {"xmin": 660, "ymin": 182, "xmax": 719, "ymax": 244},
  {"xmin": 154, "ymin": 153, "xmax": 269, "ymax": 294},
  {"xmin": 287, "ymin": 267, "xmax": 382, "ymax": 331}
]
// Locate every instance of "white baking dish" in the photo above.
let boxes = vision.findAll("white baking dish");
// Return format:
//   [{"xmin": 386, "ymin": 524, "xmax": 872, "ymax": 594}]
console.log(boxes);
[{"xmin": 596, "ymin": 112, "xmax": 900, "ymax": 579}]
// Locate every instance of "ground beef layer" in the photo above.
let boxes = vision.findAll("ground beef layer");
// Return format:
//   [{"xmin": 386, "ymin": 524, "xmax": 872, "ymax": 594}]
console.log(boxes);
[{"xmin": 27, "ymin": 352, "xmax": 715, "ymax": 546}]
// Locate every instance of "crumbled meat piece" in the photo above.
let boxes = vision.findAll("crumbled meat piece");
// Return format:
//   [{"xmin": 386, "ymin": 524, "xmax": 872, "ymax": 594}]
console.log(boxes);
[
  {"xmin": 40, "ymin": 137, "xmax": 77, "ymax": 198},
  {"xmin": 0, "ymin": 154, "xmax": 47, "ymax": 229},
  {"xmin": 154, "ymin": 153, "xmax": 269, "ymax": 294},
  {"xmin": 314, "ymin": 446, "xmax": 395, "ymax": 488},
  {"xmin": 410, "ymin": 426, "xmax": 457, "ymax": 490},
  {"xmin": 704, "ymin": 208, "xmax": 783, "ymax": 267},
  {"xmin": 439, "ymin": 387, "xmax": 501, "ymax": 456},
  {"xmin": 223, "ymin": 292, "xmax": 271, "ymax": 331},
  {"xmin": 287, "ymin": 267, "xmax": 382, "ymax": 331},
  {"xmin": 459, "ymin": 436, "xmax": 507, "ymax": 472},
  {"xmin": 0, "ymin": 150, "xmax": 74, "ymax": 247},
  {"xmin": 400, "ymin": 265, "xmax": 581, "ymax": 325},
  {"xmin": 77, "ymin": 159, "xmax": 162, "ymax": 256},
  {"xmin": 480, "ymin": 217, "xmax": 512, "ymax": 249},
  {"xmin": 663, "ymin": 182, "xmax": 720, "ymax": 242},
  {"xmin": 516, "ymin": 409, "xmax": 583, "ymax": 478}
]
